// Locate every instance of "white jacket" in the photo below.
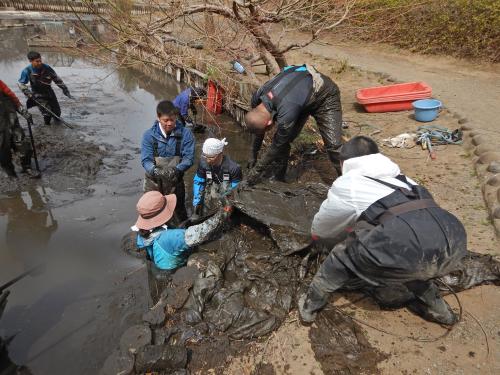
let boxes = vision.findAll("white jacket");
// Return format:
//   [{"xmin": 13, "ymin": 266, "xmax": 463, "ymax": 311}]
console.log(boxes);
[{"xmin": 311, "ymin": 153, "xmax": 417, "ymax": 239}]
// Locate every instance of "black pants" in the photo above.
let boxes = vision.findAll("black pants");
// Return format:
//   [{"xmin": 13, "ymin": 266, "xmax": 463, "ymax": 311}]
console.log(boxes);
[
  {"xmin": 306, "ymin": 240, "xmax": 463, "ymax": 313},
  {"xmin": 310, "ymin": 76, "xmax": 343, "ymax": 175},
  {"xmin": 174, "ymin": 178, "xmax": 188, "ymax": 223},
  {"xmin": 27, "ymin": 90, "xmax": 61, "ymax": 125},
  {"xmin": 0, "ymin": 113, "xmax": 32, "ymax": 175}
]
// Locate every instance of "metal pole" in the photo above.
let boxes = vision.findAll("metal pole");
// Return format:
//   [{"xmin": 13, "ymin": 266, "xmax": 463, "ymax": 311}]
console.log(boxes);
[
  {"xmin": 26, "ymin": 118, "xmax": 41, "ymax": 173},
  {"xmin": 30, "ymin": 96, "xmax": 74, "ymax": 129}
]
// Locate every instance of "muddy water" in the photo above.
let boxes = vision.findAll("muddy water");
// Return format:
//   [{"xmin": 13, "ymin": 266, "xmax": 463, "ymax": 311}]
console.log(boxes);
[{"xmin": 0, "ymin": 26, "xmax": 251, "ymax": 374}]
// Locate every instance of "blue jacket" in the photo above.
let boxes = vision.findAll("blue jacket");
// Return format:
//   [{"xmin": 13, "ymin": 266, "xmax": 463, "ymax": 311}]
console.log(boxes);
[
  {"xmin": 141, "ymin": 120, "xmax": 195, "ymax": 174},
  {"xmin": 173, "ymin": 88, "xmax": 191, "ymax": 117},
  {"xmin": 193, "ymin": 155, "xmax": 242, "ymax": 206},
  {"xmin": 137, "ymin": 228, "xmax": 190, "ymax": 270}
]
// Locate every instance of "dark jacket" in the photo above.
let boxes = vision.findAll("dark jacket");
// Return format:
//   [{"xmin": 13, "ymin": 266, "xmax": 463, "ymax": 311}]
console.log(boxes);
[
  {"xmin": 18, "ymin": 63, "xmax": 67, "ymax": 97},
  {"xmin": 192, "ymin": 155, "xmax": 242, "ymax": 206}
]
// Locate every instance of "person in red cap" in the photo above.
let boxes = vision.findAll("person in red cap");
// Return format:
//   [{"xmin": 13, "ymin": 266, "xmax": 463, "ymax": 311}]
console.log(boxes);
[{"xmin": 132, "ymin": 190, "xmax": 233, "ymax": 270}]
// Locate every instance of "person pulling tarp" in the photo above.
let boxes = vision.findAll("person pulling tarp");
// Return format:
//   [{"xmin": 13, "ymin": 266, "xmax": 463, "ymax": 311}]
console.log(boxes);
[
  {"xmin": 173, "ymin": 86, "xmax": 207, "ymax": 131},
  {"xmin": 244, "ymin": 64, "xmax": 343, "ymax": 185},
  {"xmin": 18, "ymin": 51, "xmax": 72, "ymax": 126},
  {"xmin": 191, "ymin": 138, "xmax": 242, "ymax": 220},
  {"xmin": 299, "ymin": 136, "xmax": 467, "ymax": 325},
  {"xmin": 0, "ymin": 79, "xmax": 38, "ymax": 178},
  {"xmin": 141, "ymin": 100, "xmax": 195, "ymax": 223},
  {"xmin": 131, "ymin": 191, "xmax": 233, "ymax": 271}
]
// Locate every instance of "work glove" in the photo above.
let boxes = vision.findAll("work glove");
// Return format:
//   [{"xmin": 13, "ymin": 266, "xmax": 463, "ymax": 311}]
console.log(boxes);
[
  {"xmin": 154, "ymin": 166, "xmax": 180, "ymax": 181},
  {"xmin": 62, "ymin": 87, "xmax": 72, "ymax": 98},
  {"xmin": 21, "ymin": 88, "xmax": 33, "ymax": 98},
  {"xmin": 18, "ymin": 106, "xmax": 32, "ymax": 122},
  {"xmin": 191, "ymin": 205, "xmax": 202, "ymax": 221}
]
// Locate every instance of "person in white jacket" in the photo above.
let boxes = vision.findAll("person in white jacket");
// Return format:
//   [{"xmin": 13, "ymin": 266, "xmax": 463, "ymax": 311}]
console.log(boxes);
[{"xmin": 299, "ymin": 136, "xmax": 467, "ymax": 325}]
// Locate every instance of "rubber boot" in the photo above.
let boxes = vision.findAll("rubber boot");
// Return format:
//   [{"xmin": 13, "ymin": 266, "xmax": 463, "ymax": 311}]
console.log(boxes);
[
  {"xmin": 406, "ymin": 281, "xmax": 458, "ymax": 325},
  {"xmin": 43, "ymin": 115, "xmax": 51, "ymax": 125},
  {"xmin": 298, "ymin": 285, "xmax": 329, "ymax": 324}
]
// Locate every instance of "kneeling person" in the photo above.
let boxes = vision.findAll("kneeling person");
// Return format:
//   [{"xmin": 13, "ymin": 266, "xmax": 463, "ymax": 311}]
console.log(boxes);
[
  {"xmin": 299, "ymin": 136, "xmax": 467, "ymax": 325},
  {"xmin": 133, "ymin": 191, "xmax": 232, "ymax": 271},
  {"xmin": 192, "ymin": 138, "xmax": 242, "ymax": 220}
]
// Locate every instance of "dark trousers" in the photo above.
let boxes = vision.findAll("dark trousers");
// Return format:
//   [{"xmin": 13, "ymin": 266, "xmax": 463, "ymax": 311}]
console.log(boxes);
[
  {"xmin": 310, "ymin": 76, "xmax": 343, "ymax": 175},
  {"xmin": 27, "ymin": 90, "xmax": 61, "ymax": 125},
  {"xmin": 0, "ymin": 113, "xmax": 32, "ymax": 175}
]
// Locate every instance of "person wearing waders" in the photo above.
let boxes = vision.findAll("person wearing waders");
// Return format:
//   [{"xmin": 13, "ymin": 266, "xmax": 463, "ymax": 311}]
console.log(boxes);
[
  {"xmin": 298, "ymin": 136, "xmax": 467, "ymax": 325},
  {"xmin": 141, "ymin": 100, "xmax": 195, "ymax": 223},
  {"xmin": 244, "ymin": 64, "xmax": 343, "ymax": 185},
  {"xmin": 132, "ymin": 191, "xmax": 233, "ymax": 271},
  {"xmin": 191, "ymin": 138, "xmax": 242, "ymax": 220},
  {"xmin": 173, "ymin": 86, "xmax": 206, "ymax": 130},
  {"xmin": 0, "ymin": 79, "xmax": 37, "ymax": 178},
  {"xmin": 18, "ymin": 51, "xmax": 72, "ymax": 125}
]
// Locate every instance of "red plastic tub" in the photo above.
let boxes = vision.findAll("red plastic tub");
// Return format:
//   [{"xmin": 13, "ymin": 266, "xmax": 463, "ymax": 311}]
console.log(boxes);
[
  {"xmin": 356, "ymin": 82, "xmax": 432, "ymax": 113},
  {"xmin": 207, "ymin": 80, "xmax": 224, "ymax": 114}
]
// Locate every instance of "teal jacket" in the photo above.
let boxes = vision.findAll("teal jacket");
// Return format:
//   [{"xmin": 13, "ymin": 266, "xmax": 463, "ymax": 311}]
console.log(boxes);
[{"xmin": 137, "ymin": 228, "xmax": 190, "ymax": 270}]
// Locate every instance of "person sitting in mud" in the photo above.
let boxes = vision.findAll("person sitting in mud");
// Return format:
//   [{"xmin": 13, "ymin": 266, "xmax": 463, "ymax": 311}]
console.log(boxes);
[
  {"xmin": 0, "ymin": 79, "xmax": 38, "ymax": 178},
  {"xmin": 244, "ymin": 64, "xmax": 343, "ymax": 186},
  {"xmin": 173, "ymin": 86, "xmax": 206, "ymax": 130},
  {"xmin": 141, "ymin": 100, "xmax": 195, "ymax": 223},
  {"xmin": 18, "ymin": 51, "xmax": 72, "ymax": 126},
  {"xmin": 191, "ymin": 137, "xmax": 242, "ymax": 220},
  {"xmin": 298, "ymin": 136, "xmax": 467, "ymax": 326},
  {"xmin": 132, "ymin": 191, "xmax": 232, "ymax": 271}
]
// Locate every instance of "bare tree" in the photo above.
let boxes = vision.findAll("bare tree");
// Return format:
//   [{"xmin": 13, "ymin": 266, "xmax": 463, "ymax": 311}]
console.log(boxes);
[{"xmin": 68, "ymin": 0, "xmax": 356, "ymax": 100}]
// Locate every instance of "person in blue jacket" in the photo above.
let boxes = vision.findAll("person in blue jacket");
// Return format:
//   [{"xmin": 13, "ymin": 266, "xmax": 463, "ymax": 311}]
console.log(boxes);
[
  {"xmin": 173, "ymin": 86, "xmax": 206, "ymax": 126},
  {"xmin": 18, "ymin": 51, "xmax": 72, "ymax": 125},
  {"xmin": 132, "ymin": 190, "xmax": 232, "ymax": 271},
  {"xmin": 141, "ymin": 100, "xmax": 195, "ymax": 222},
  {"xmin": 192, "ymin": 137, "xmax": 242, "ymax": 220}
]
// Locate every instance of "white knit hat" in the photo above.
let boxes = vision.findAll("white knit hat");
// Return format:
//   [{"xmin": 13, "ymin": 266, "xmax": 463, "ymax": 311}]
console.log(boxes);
[{"xmin": 202, "ymin": 138, "xmax": 228, "ymax": 156}]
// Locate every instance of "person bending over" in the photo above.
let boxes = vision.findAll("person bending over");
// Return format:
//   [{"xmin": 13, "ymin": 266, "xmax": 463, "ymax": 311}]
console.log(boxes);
[{"xmin": 299, "ymin": 136, "xmax": 467, "ymax": 325}]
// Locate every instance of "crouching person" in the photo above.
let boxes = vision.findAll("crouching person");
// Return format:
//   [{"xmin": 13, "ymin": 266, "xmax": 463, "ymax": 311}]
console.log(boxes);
[
  {"xmin": 192, "ymin": 138, "xmax": 242, "ymax": 220},
  {"xmin": 132, "ymin": 191, "xmax": 232, "ymax": 272},
  {"xmin": 299, "ymin": 136, "xmax": 467, "ymax": 325}
]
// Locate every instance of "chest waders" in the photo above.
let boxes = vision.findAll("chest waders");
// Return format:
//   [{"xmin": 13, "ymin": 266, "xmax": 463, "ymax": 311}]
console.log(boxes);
[
  {"xmin": 25, "ymin": 66, "xmax": 61, "ymax": 124},
  {"xmin": 257, "ymin": 66, "xmax": 314, "ymax": 181},
  {"xmin": 202, "ymin": 169, "xmax": 230, "ymax": 213},
  {"xmin": 0, "ymin": 93, "xmax": 32, "ymax": 176},
  {"xmin": 143, "ymin": 131, "xmax": 183, "ymax": 195}
]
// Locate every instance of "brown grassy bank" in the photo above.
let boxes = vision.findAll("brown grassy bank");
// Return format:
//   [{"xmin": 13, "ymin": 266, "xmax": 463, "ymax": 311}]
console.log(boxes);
[{"xmin": 339, "ymin": 0, "xmax": 499, "ymax": 62}]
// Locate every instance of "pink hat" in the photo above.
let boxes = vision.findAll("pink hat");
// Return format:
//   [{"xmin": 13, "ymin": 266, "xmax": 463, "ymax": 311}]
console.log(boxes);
[{"xmin": 135, "ymin": 191, "xmax": 177, "ymax": 230}]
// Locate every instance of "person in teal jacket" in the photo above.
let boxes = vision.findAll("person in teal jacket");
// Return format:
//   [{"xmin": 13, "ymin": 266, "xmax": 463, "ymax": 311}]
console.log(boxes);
[{"xmin": 132, "ymin": 190, "xmax": 232, "ymax": 270}]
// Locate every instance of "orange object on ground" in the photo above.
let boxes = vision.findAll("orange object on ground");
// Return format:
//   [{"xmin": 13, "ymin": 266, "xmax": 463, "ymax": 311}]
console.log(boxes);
[
  {"xmin": 207, "ymin": 80, "xmax": 224, "ymax": 114},
  {"xmin": 356, "ymin": 82, "xmax": 432, "ymax": 113}
]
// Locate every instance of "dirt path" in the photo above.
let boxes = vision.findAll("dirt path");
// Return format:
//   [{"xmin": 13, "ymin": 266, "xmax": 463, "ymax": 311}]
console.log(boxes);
[{"xmin": 305, "ymin": 37, "xmax": 500, "ymax": 140}]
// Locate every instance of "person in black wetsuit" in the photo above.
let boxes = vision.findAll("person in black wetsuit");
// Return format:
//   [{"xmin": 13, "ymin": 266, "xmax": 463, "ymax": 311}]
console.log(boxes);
[
  {"xmin": 18, "ymin": 51, "xmax": 72, "ymax": 125},
  {"xmin": 244, "ymin": 64, "xmax": 343, "ymax": 185}
]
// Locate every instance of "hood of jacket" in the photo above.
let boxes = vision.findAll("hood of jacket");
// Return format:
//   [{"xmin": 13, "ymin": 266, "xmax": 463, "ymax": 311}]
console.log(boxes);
[{"xmin": 342, "ymin": 153, "xmax": 401, "ymax": 179}]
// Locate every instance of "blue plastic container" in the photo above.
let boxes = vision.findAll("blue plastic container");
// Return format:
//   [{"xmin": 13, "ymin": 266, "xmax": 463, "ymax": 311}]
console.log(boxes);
[{"xmin": 412, "ymin": 99, "xmax": 442, "ymax": 122}]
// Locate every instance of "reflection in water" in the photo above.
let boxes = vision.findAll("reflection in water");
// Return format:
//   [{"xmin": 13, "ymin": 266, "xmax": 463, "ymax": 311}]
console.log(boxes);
[{"xmin": 0, "ymin": 188, "xmax": 57, "ymax": 268}]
